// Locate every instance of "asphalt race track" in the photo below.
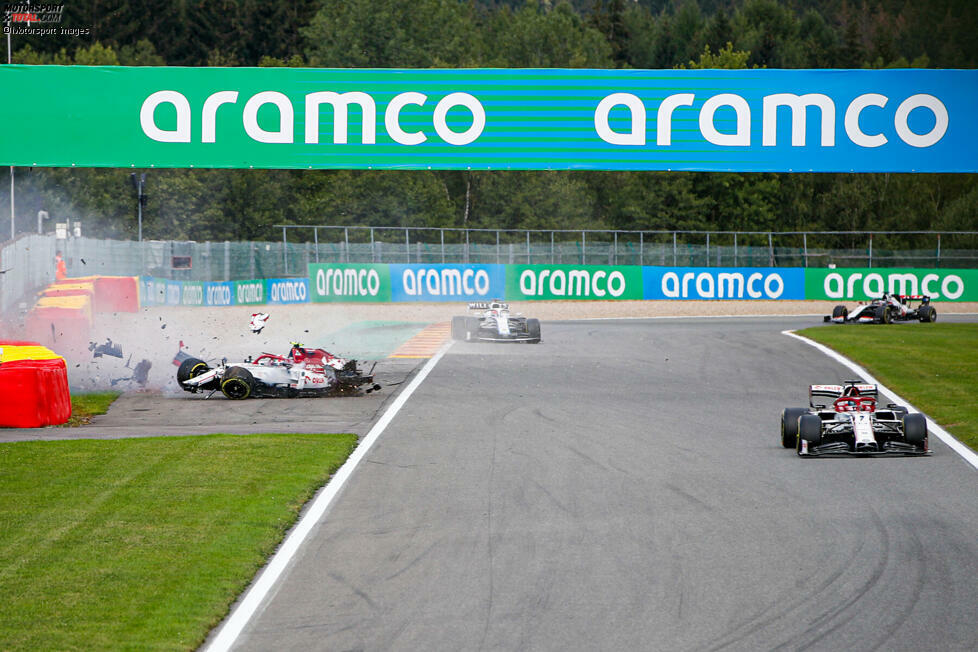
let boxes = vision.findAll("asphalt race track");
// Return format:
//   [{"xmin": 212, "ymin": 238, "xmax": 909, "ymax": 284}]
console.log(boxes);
[{"xmin": 215, "ymin": 315, "xmax": 978, "ymax": 652}]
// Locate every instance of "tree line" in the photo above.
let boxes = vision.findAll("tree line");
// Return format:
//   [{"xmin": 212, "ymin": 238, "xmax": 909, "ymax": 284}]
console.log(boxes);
[{"xmin": 3, "ymin": 0, "xmax": 976, "ymax": 249}]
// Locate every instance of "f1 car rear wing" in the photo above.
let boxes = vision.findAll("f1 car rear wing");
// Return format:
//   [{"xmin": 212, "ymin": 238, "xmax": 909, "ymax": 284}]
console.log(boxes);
[
  {"xmin": 809, "ymin": 382, "xmax": 878, "ymax": 407},
  {"xmin": 468, "ymin": 300, "xmax": 509, "ymax": 310}
]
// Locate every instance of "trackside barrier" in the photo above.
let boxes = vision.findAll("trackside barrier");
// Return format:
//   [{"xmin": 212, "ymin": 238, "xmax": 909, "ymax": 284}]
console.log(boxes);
[
  {"xmin": 137, "ymin": 267, "xmax": 978, "ymax": 307},
  {"xmin": 0, "ymin": 342, "xmax": 71, "ymax": 427}
]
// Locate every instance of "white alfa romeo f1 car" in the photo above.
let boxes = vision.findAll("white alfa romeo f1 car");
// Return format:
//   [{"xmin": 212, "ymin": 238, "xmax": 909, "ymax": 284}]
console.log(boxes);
[
  {"xmin": 177, "ymin": 342, "xmax": 380, "ymax": 399},
  {"xmin": 781, "ymin": 381, "xmax": 929, "ymax": 456},
  {"xmin": 824, "ymin": 294, "xmax": 937, "ymax": 324},
  {"xmin": 451, "ymin": 300, "xmax": 541, "ymax": 343}
]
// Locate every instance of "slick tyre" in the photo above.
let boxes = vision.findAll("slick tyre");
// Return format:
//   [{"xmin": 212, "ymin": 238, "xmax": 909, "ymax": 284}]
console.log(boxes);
[
  {"xmin": 919, "ymin": 306, "xmax": 937, "ymax": 322},
  {"xmin": 451, "ymin": 316, "xmax": 467, "ymax": 340},
  {"xmin": 781, "ymin": 407, "xmax": 808, "ymax": 449},
  {"xmin": 526, "ymin": 318, "xmax": 541, "ymax": 344},
  {"xmin": 221, "ymin": 366, "xmax": 255, "ymax": 400},
  {"xmin": 465, "ymin": 317, "xmax": 480, "ymax": 342},
  {"xmin": 177, "ymin": 357, "xmax": 218, "ymax": 391},
  {"xmin": 902, "ymin": 413, "xmax": 928, "ymax": 447},
  {"xmin": 798, "ymin": 414, "xmax": 822, "ymax": 448},
  {"xmin": 876, "ymin": 305, "xmax": 892, "ymax": 324},
  {"xmin": 832, "ymin": 305, "xmax": 848, "ymax": 321}
]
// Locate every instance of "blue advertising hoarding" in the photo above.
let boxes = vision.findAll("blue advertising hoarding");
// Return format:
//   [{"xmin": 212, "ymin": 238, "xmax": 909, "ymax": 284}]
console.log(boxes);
[{"xmin": 642, "ymin": 267, "xmax": 806, "ymax": 300}]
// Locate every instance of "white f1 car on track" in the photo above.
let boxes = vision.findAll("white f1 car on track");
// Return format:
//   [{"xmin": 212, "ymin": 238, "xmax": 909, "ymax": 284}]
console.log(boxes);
[
  {"xmin": 177, "ymin": 343, "xmax": 380, "ymax": 400},
  {"xmin": 781, "ymin": 380, "xmax": 929, "ymax": 456},
  {"xmin": 451, "ymin": 300, "xmax": 541, "ymax": 343},
  {"xmin": 824, "ymin": 294, "xmax": 937, "ymax": 324}
]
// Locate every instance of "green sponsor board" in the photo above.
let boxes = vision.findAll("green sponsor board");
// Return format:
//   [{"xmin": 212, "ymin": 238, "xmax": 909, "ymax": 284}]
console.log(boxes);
[
  {"xmin": 234, "ymin": 280, "xmax": 265, "ymax": 305},
  {"xmin": 506, "ymin": 264, "xmax": 643, "ymax": 300},
  {"xmin": 180, "ymin": 281, "xmax": 204, "ymax": 306},
  {"xmin": 805, "ymin": 268, "xmax": 978, "ymax": 302},
  {"xmin": 309, "ymin": 263, "xmax": 391, "ymax": 302}
]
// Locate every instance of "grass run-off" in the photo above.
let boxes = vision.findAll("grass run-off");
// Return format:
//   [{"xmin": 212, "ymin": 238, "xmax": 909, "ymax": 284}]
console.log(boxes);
[
  {"xmin": 63, "ymin": 391, "xmax": 122, "ymax": 426},
  {"xmin": 798, "ymin": 323, "xmax": 978, "ymax": 452},
  {"xmin": 0, "ymin": 433, "xmax": 357, "ymax": 651}
]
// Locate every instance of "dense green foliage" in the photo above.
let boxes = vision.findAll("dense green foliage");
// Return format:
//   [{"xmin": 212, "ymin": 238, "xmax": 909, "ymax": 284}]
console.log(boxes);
[
  {"xmin": 0, "ymin": 433, "xmax": 357, "ymax": 650},
  {"xmin": 799, "ymin": 323, "xmax": 978, "ymax": 451},
  {"xmin": 3, "ymin": 0, "xmax": 976, "ymax": 243}
]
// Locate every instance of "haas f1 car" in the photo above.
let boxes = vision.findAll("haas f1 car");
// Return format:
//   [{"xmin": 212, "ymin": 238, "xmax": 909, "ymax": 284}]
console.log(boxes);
[
  {"xmin": 451, "ymin": 300, "xmax": 541, "ymax": 343},
  {"xmin": 781, "ymin": 381, "xmax": 930, "ymax": 456},
  {"xmin": 177, "ymin": 343, "xmax": 380, "ymax": 399},
  {"xmin": 824, "ymin": 294, "xmax": 937, "ymax": 324}
]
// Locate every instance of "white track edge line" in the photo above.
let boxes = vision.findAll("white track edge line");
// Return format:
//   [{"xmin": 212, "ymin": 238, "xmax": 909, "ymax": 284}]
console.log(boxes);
[
  {"xmin": 204, "ymin": 341, "xmax": 454, "ymax": 652},
  {"xmin": 568, "ymin": 312, "xmax": 978, "ymax": 322},
  {"xmin": 782, "ymin": 330, "xmax": 978, "ymax": 471}
]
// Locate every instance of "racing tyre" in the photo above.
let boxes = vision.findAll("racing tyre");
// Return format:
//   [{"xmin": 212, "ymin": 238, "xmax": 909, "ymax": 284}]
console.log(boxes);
[
  {"xmin": 465, "ymin": 317, "xmax": 480, "ymax": 342},
  {"xmin": 177, "ymin": 357, "xmax": 218, "ymax": 390},
  {"xmin": 221, "ymin": 366, "xmax": 255, "ymax": 400},
  {"xmin": 891, "ymin": 405, "xmax": 909, "ymax": 419},
  {"xmin": 902, "ymin": 413, "xmax": 927, "ymax": 447},
  {"xmin": 781, "ymin": 407, "xmax": 809, "ymax": 448},
  {"xmin": 831, "ymin": 305, "xmax": 848, "ymax": 321},
  {"xmin": 526, "ymin": 318, "xmax": 541, "ymax": 344},
  {"xmin": 798, "ymin": 414, "xmax": 822, "ymax": 447},
  {"xmin": 451, "ymin": 316, "xmax": 467, "ymax": 340},
  {"xmin": 876, "ymin": 305, "xmax": 892, "ymax": 324},
  {"xmin": 919, "ymin": 306, "xmax": 936, "ymax": 322}
]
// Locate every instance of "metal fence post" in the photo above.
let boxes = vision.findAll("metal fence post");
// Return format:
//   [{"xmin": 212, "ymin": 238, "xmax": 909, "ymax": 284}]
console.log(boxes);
[
  {"xmin": 614, "ymin": 231, "xmax": 618, "ymax": 266},
  {"xmin": 582, "ymin": 231, "xmax": 586, "ymax": 264},
  {"xmin": 497, "ymin": 230, "xmax": 500, "ymax": 264},
  {"xmin": 282, "ymin": 226, "xmax": 288, "ymax": 275},
  {"xmin": 441, "ymin": 229, "xmax": 445, "ymax": 263},
  {"xmin": 639, "ymin": 232, "xmax": 643, "ymax": 266},
  {"xmin": 224, "ymin": 240, "xmax": 230, "ymax": 280},
  {"xmin": 343, "ymin": 227, "xmax": 349, "ymax": 263},
  {"xmin": 405, "ymin": 228, "xmax": 410, "ymax": 263},
  {"xmin": 550, "ymin": 231, "xmax": 554, "ymax": 264},
  {"xmin": 803, "ymin": 232, "xmax": 808, "ymax": 267},
  {"xmin": 370, "ymin": 227, "xmax": 375, "ymax": 263},
  {"xmin": 937, "ymin": 233, "xmax": 941, "ymax": 267},
  {"xmin": 733, "ymin": 233, "xmax": 738, "ymax": 267},
  {"xmin": 314, "ymin": 227, "xmax": 319, "ymax": 263},
  {"xmin": 526, "ymin": 230, "xmax": 531, "ymax": 264},
  {"xmin": 465, "ymin": 229, "xmax": 469, "ymax": 263},
  {"xmin": 706, "ymin": 232, "xmax": 710, "ymax": 267},
  {"xmin": 868, "ymin": 233, "xmax": 873, "ymax": 268},
  {"xmin": 673, "ymin": 232, "xmax": 677, "ymax": 266},
  {"xmin": 768, "ymin": 232, "xmax": 773, "ymax": 267}
]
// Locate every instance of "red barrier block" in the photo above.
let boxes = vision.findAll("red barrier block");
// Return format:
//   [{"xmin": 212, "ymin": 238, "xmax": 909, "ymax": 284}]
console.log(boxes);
[
  {"xmin": 0, "ymin": 344, "xmax": 71, "ymax": 428},
  {"xmin": 94, "ymin": 276, "xmax": 139, "ymax": 313}
]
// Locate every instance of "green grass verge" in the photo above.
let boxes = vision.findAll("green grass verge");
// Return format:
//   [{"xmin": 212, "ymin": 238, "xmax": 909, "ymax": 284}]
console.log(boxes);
[
  {"xmin": 798, "ymin": 323, "xmax": 978, "ymax": 451},
  {"xmin": 63, "ymin": 391, "xmax": 122, "ymax": 426},
  {"xmin": 0, "ymin": 433, "xmax": 357, "ymax": 651}
]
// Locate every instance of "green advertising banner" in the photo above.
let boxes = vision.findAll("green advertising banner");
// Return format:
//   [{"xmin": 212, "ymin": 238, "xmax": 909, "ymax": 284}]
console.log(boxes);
[
  {"xmin": 233, "ymin": 279, "xmax": 265, "ymax": 305},
  {"xmin": 805, "ymin": 268, "xmax": 978, "ymax": 302},
  {"xmin": 309, "ymin": 263, "xmax": 391, "ymax": 302},
  {"xmin": 180, "ymin": 281, "xmax": 204, "ymax": 306},
  {"xmin": 2, "ymin": 66, "xmax": 977, "ymax": 171},
  {"xmin": 506, "ymin": 264, "xmax": 644, "ymax": 300}
]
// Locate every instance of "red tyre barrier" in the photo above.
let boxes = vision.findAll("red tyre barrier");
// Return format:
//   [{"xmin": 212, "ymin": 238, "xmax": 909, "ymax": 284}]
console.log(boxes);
[{"xmin": 0, "ymin": 343, "xmax": 71, "ymax": 428}]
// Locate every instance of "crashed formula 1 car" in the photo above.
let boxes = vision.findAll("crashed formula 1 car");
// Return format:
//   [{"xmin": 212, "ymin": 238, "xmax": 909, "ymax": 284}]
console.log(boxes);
[
  {"xmin": 781, "ymin": 381, "xmax": 930, "ymax": 456},
  {"xmin": 177, "ymin": 342, "xmax": 380, "ymax": 399},
  {"xmin": 451, "ymin": 300, "xmax": 541, "ymax": 343},
  {"xmin": 824, "ymin": 294, "xmax": 937, "ymax": 324}
]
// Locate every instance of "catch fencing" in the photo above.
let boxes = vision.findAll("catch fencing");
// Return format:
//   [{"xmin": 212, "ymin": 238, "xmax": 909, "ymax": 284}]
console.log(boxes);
[{"xmin": 2, "ymin": 229, "xmax": 978, "ymax": 313}]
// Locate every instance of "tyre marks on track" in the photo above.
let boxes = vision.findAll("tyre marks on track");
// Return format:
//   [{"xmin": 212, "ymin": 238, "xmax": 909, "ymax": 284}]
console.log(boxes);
[{"xmin": 389, "ymin": 321, "xmax": 451, "ymax": 358}]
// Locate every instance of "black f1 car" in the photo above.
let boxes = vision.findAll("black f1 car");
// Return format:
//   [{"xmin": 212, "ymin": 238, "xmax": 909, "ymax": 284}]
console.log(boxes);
[
  {"xmin": 451, "ymin": 300, "xmax": 541, "ymax": 343},
  {"xmin": 824, "ymin": 294, "xmax": 937, "ymax": 324},
  {"xmin": 176, "ymin": 342, "xmax": 379, "ymax": 399},
  {"xmin": 781, "ymin": 381, "xmax": 930, "ymax": 456}
]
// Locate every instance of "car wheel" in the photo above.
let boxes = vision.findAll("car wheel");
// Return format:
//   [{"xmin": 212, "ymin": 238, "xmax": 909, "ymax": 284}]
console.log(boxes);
[
  {"xmin": 920, "ymin": 306, "xmax": 936, "ymax": 322},
  {"xmin": 902, "ymin": 413, "xmax": 927, "ymax": 447},
  {"xmin": 876, "ymin": 305, "xmax": 892, "ymax": 324},
  {"xmin": 781, "ymin": 407, "xmax": 808, "ymax": 449},
  {"xmin": 465, "ymin": 317, "xmax": 480, "ymax": 342},
  {"xmin": 832, "ymin": 305, "xmax": 848, "ymax": 321},
  {"xmin": 798, "ymin": 414, "xmax": 822, "ymax": 448},
  {"xmin": 526, "ymin": 318, "xmax": 541, "ymax": 344},
  {"xmin": 451, "ymin": 316, "xmax": 467, "ymax": 340},
  {"xmin": 890, "ymin": 405, "xmax": 908, "ymax": 419},
  {"xmin": 177, "ymin": 357, "xmax": 218, "ymax": 390},
  {"xmin": 221, "ymin": 366, "xmax": 255, "ymax": 400}
]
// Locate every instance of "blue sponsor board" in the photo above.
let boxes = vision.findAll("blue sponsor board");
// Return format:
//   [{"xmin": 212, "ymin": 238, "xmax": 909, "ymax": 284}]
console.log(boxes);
[
  {"xmin": 390, "ymin": 264, "xmax": 506, "ymax": 302},
  {"xmin": 204, "ymin": 281, "xmax": 234, "ymax": 306},
  {"xmin": 266, "ymin": 277, "xmax": 310, "ymax": 304},
  {"xmin": 642, "ymin": 267, "xmax": 805, "ymax": 300}
]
